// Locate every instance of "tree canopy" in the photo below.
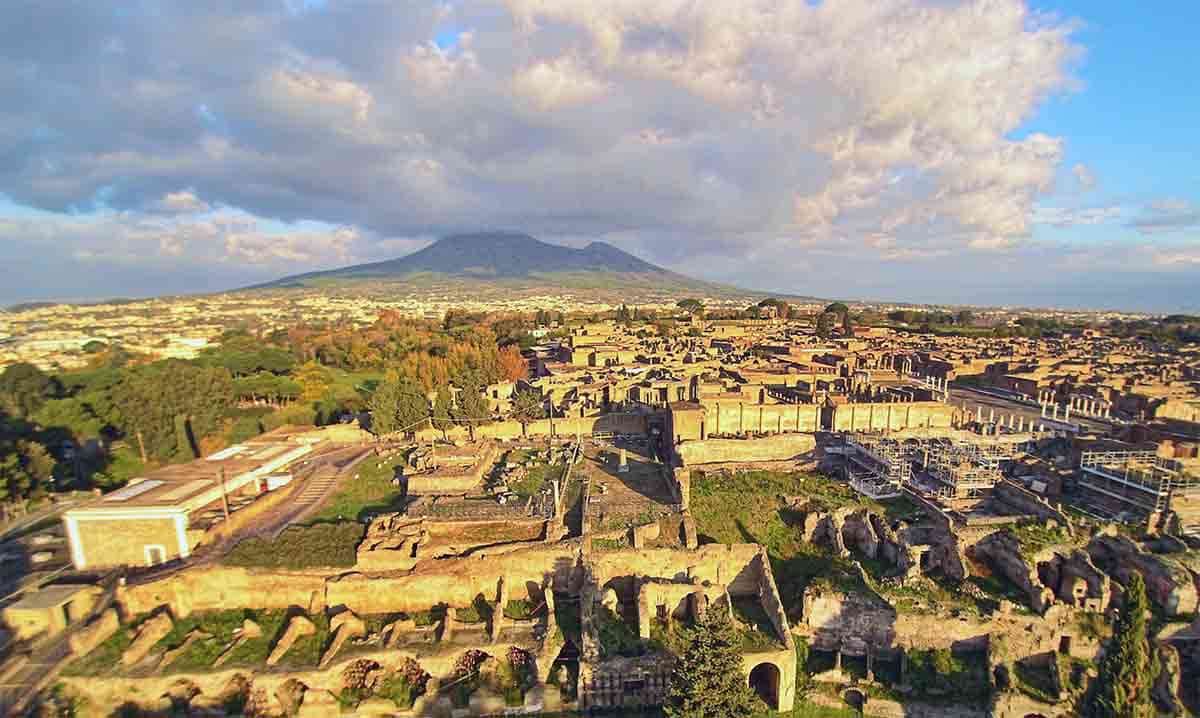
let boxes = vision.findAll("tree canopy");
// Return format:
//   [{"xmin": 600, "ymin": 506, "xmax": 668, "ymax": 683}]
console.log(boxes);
[
  {"xmin": 1089, "ymin": 573, "xmax": 1158, "ymax": 718},
  {"xmin": 665, "ymin": 605, "xmax": 760, "ymax": 718}
]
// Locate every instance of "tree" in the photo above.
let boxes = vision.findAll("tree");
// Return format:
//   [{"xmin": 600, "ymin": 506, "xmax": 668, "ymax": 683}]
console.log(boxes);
[
  {"xmin": 665, "ymin": 605, "xmax": 759, "ymax": 718},
  {"xmin": 823, "ymin": 302, "xmax": 849, "ymax": 317},
  {"xmin": 293, "ymin": 361, "xmax": 333, "ymax": 404},
  {"xmin": 0, "ymin": 363, "xmax": 58, "ymax": 419},
  {"xmin": 955, "ymin": 309, "xmax": 975, "ymax": 326},
  {"xmin": 841, "ymin": 312, "xmax": 854, "ymax": 336},
  {"xmin": 497, "ymin": 346, "xmax": 528, "ymax": 382},
  {"xmin": 1090, "ymin": 573, "xmax": 1157, "ymax": 718},
  {"xmin": 510, "ymin": 388, "xmax": 546, "ymax": 433},
  {"xmin": 432, "ymin": 386, "xmax": 453, "ymax": 440},
  {"xmin": 110, "ymin": 361, "xmax": 234, "ymax": 462},
  {"xmin": 368, "ymin": 374, "xmax": 429, "ymax": 437},
  {"xmin": 452, "ymin": 384, "xmax": 491, "ymax": 441},
  {"xmin": 815, "ymin": 312, "xmax": 835, "ymax": 340}
]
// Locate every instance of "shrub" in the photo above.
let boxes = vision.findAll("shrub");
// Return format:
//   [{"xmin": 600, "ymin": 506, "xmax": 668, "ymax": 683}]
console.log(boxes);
[{"xmin": 223, "ymin": 523, "xmax": 364, "ymax": 569}]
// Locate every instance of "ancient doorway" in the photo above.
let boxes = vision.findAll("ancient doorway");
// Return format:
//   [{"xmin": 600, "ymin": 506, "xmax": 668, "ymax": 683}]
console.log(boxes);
[{"xmin": 748, "ymin": 662, "xmax": 780, "ymax": 709}]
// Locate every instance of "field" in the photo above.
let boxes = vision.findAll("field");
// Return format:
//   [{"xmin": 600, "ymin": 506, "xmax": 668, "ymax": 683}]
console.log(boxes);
[{"xmin": 307, "ymin": 450, "xmax": 410, "ymax": 523}]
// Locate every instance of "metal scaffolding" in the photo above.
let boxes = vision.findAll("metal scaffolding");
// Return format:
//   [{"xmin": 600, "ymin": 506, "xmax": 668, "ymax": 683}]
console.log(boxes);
[
  {"xmin": 921, "ymin": 439, "xmax": 1004, "ymax": 500},
  {"xmin": 843, "ymin": 433, "xmax": 912, "ymax": 499},
  {"xmin": 1078, "ymin": 450, "xmax": 1200, "ymax": 519}
]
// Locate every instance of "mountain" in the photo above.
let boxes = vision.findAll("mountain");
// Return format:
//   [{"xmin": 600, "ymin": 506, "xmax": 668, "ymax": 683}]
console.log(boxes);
[{"xmin": 250, "ymin": 232, "xmax": 739, "ymax": 295}]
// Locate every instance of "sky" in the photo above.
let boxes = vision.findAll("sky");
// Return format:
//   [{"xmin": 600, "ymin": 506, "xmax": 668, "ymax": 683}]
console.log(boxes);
[{"xmin": 0, "ymin": 0, "xmax": 1197, "ymax": 312}]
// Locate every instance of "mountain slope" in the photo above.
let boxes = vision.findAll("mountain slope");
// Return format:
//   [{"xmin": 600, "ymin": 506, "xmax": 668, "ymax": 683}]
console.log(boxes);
[{"xmin": 250, "ymin": 232, "xmax": 730, "ymax": 293}]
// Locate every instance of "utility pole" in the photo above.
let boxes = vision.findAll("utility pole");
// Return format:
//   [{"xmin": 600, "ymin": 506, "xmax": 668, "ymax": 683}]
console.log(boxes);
[{"xmin": 218, "ymin": 467, "xmax": 231, "ymax": 521}]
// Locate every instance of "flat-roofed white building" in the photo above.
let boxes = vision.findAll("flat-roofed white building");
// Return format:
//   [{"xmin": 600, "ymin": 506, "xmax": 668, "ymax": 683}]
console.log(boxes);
[{"xmin": 62, "ymin": 428, "xmax": 320, "ymax": 570}]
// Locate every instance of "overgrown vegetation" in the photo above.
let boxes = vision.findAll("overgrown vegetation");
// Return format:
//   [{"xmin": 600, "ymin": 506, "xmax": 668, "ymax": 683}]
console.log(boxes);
[
  {"xmin": 223, "ymin": 522, "xmax": 364, "ymax": 569},
  {"xmin": 1088, "ymin": 573, "xmax": 1159, "ymax": 717},
  {"xmin": 307, "ymin": 452, "xmax": 409, "ymax": 522}
]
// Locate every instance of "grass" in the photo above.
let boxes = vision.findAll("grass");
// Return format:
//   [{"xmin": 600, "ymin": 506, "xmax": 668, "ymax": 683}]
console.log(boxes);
[
  {"xmin": 223, "ymin": 522, "xmax": 364, "ymax": 569},
  {"xmin": 504, "ymin": 599, "xmax": 537, "ymax": 620},
  {"xmin": 62, "ymin": 610, "xmax": 294, "ymax": 677},
  {"xmin": 308, "ymin": 451, "xmax": 409, "ymax": 522},
  {"xmin": 730, "ymin": 596, "xmax": 785, "ymax": 651},
  {"xmin": 592, "ymin": 536, "xmax": 629, "ymax": 551},
  {"xmin": 1009, "ymin": 521, "xmax": 1072, "ymax": 560},
  {"xmin": 500, "ymin": 448, "xmax": 567, "ymax": 499},
  {"xmin": 594, "ymin": 605, "xmax": 644, "ymax": 659},
  {"xmin": 689, "ymin": 469, "xmax": 880, "ymax": 619}
]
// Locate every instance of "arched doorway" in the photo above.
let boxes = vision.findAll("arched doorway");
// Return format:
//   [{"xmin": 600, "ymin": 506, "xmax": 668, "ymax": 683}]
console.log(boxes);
[{"xmin": 748, "ymin": 663, "xmax": 780, "ymax": 709}]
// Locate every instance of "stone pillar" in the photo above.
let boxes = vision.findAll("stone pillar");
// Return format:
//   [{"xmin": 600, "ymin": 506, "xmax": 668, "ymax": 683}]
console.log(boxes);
[
  {"xmin": 1052, "ymin": 405, "xmax": 1059, "ymax": 420},
  {"xmin": 989, "ymin": 408, "xmax": 995, "ymax": 425},
  {"xmin": 1065, "ymin": 404, "xmax": 1072, "ymax": 421}
]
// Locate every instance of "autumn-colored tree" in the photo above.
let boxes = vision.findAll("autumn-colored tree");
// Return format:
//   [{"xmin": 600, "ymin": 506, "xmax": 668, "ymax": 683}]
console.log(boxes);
[
  {"xmin": 498, "ymin": 346, "xmax": 528, "ymax": 382},
  {"xmin": 294, "ymin": 361, "xmax": 333, "ymax": 403}
]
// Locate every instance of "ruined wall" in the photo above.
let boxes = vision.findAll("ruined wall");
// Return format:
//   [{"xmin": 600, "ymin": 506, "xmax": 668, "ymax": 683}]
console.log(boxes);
[
  {"xmin": 415, "ymin": 413, "xmax": 649, "ymax": 442},
  {"xmin": 701, "ymin": 400, "xmax": 822, "ymax": 435},
  {"xmin": 118, "ymin": 567, "xmax": 329, "ymax": 618},
  {"xmin": 675, "ymin": 434, "xmax": 817, "ymax": 466},
  {"xmin": 831, "ymin": 402, "xmax": 955, "ymax": 432},
  {"xmin": 991, "ymin": 480, "xmax": 1072, "ymax": 530}
]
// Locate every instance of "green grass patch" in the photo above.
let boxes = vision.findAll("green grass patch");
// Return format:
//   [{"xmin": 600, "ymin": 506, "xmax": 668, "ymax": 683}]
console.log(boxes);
[
  {"xmin": 690, "ymin": 469, "xmax": 878, "ymax": 619},
  {"xmin": 1009, "ymin": 521, "xmax": 1072, "ymax": 561},
  {"xmin": 223, "ymin": 522, "xmax": 364, "ymax": 569},
  {"xmin": 308, "ymin": 452, "xmax": 409, "ymax": 522}
]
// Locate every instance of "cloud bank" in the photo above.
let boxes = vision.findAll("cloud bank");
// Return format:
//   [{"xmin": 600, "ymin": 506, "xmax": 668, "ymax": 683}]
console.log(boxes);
[{"xmin": 0, "ymin": 0, "xmax": 1195, "ymax": 309}]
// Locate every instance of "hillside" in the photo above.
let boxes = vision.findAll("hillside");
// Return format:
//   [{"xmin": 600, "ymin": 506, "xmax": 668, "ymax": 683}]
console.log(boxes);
[{"xmin": 249, "ymin": 232, "xmax": 742, "ymax": 296}]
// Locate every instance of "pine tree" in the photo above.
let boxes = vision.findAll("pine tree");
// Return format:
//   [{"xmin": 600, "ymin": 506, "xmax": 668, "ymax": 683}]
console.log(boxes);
[
  {"xmin": 1090, "ymin": 573, "xmax": 1157, "ymax": 718},
  {"xmin": 432, "ymin": 386, "xmax": 453, "ymax": 440},
  {"xmin": 665, "ymin": 605, "xmax": 759, "ymax": 718}
]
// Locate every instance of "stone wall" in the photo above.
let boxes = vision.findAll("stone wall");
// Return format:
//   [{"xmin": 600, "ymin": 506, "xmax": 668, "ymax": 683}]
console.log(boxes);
[
  {"xmin": 701, "ymin": 400, "xmax": 822, "ymax": 435},
  {"xmin": 72, "ymin": 515, "xmax": 182, "ymax": 570},
  {"xmin": 831, "ymin": 402, "xmax": 955, "ymax": 432},
  {"xmin": 991, "ymin": 480, "xmax": 1072, "ymax": 531},
  {"xmin": 675, "ymin": 434, "xmax": 817, "ymax": 466},
  {"xmin": 414, "ymin": 413, "xmax": 649, "ymax": 442}
]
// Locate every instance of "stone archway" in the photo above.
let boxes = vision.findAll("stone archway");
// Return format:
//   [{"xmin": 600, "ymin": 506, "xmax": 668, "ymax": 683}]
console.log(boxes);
[{"xmin": 749, "ymin": 662, "xmax": 781, "ymax": 709}]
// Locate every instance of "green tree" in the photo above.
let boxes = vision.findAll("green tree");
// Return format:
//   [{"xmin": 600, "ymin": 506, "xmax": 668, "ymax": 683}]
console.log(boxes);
[
  {"xmin": 955, "ymin": 309, "xmax": 975, "ymax": 326},
  {"xmin": 452, "ymin": 384, "xmax": 491, "ymax": 441},
  {"xmin": 510, "ymin": 388, "xmax": 546, "ymax": 434},
  {"xmin": 841, "ymin": 312, "xmax": 854, "ymax": 336},
  {"xmin": 368, "ymin": 375, "xmax": 429, "ymax": 436},
  {"xmin": 110, "ymin": 361, "xmax": 234, "ymax": 462},
  {"xmin": 0, "ymin": 363, "xmax": 58, "ymax": 419},
  {"xmin": 815, "ymin": 312, "xmax": 835, "ymax": 340},
  {"xmin": 665, "ymin": 605, "xmax": 759, "ymax": 718},
  {"xmin": 823, "ymin": 302, "xmax": 849, "ymax": 317},
  {"xmin": 1090, "ymin": 573, "xmax": 1157, "ymax": 718},
  {"xmin": 432, "ymin": 386, "xmax": 453, "ymax": 439}
]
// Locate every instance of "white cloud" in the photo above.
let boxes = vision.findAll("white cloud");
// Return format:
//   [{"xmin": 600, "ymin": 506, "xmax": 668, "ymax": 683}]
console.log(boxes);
[
  {"xmin": 1131, "ymin": 198, "xmax": 1200, "ymax": 235},
  {"xmin": 1072, "ymin": 163, "xmax": 1096, "ymax": 191}
]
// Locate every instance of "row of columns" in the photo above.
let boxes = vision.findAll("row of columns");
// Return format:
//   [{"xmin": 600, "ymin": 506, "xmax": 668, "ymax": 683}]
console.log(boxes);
[
  {"xmin": 1036, "ymin": 391, "xmax": 1111, "ymax": 420},
  {"xmin": 963, "ymin": 403, "xmax": 1043, "ymax": 434}
]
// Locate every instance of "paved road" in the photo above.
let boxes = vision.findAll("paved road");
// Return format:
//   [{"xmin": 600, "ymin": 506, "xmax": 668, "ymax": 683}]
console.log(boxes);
[{"xmin": 950, "ymin": 384, "xmax": 1112, "ymax": 433}]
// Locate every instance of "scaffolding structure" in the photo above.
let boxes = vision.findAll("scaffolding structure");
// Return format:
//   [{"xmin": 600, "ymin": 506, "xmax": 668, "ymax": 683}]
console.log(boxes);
[
  {"xmin": 843, "ymin": 433, "xmax": 912, "ymax": 499},
  {"xmin": 1078, "ymin": 451, "xmax": 1200, "ymax": 522},
  {"xmin": 921, "ymin": 439, "xmax": 1004, "ymax": 500}
]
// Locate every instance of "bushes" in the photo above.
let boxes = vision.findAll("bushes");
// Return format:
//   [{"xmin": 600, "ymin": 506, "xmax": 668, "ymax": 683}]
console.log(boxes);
[{"xmin": 223, "ymin": 523, "xmax": 364, "ymax": 569}]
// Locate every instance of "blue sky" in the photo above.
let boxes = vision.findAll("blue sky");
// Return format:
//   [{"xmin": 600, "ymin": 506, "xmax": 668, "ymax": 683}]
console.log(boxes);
[{"xmin": 0, "ymin": 0, "xmax": 1197, "ymax": 311}]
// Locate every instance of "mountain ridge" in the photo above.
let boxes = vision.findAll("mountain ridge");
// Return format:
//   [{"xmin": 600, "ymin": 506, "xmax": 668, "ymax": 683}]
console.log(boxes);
[{"xmin": 249, "ymin": 232, "xmax": 734, "ymax": 293}]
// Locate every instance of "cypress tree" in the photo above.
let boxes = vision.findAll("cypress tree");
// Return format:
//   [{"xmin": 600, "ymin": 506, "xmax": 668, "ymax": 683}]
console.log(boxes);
[
  {"xmin": 1090, "ymin": 573, "xmax": 1157, "ymax": 718},
  {"xmin": 665, "ymin": 605, "xmax": 759, "ymax": 718}
]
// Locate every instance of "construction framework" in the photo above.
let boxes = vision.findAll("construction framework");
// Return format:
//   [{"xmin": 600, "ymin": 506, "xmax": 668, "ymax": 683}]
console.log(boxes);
[
  {"xmin": 1078, "ymin": 451, "xmax": 1200, "ymax": 527},
  {"xmin": 843, "ymin": 434, "xmax": 912, "ymax": 499}
]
